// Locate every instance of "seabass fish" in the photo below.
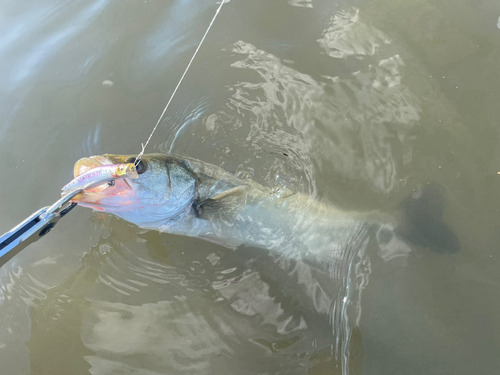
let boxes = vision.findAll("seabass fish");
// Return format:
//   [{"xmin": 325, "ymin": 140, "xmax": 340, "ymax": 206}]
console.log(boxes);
[{"xmin": 69, "ymin": 153, "xmax": 460, "ymax": 258}]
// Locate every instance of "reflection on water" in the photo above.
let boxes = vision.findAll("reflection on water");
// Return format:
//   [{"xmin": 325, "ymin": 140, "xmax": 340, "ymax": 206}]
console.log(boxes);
[
  {"xmin": 1, "ymin": 0, "xmax": 500, "ymax": 374},
  {"xmin": 10, "ymin": 0, "xmax": 109, "ymax": 85},
  {"xmin": 228, "ymin": 36, "xmax": 419, "ymax": 194}
]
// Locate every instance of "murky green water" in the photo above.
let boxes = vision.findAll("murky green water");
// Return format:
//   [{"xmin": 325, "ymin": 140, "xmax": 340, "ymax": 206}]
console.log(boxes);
[{"xmin": 1, "ymin": 0, "xmax": 500, "ymax": 374}]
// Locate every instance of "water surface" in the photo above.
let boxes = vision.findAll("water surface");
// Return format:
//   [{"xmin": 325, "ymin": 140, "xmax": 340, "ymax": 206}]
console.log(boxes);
[{"xmin": 1, "ymin": 0, "xmax": 500, "ymax": 374}]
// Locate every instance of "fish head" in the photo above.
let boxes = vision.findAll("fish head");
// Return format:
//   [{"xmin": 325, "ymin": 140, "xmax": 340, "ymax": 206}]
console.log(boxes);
[{"xmin": 70, "ymin": 153, "xmax": 197, "ymax": 226}]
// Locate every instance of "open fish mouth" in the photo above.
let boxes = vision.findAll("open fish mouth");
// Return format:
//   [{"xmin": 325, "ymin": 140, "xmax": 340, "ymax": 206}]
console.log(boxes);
[{"xmin": 68, "ymin": 155, "xmax": 139, "ymax": 210}]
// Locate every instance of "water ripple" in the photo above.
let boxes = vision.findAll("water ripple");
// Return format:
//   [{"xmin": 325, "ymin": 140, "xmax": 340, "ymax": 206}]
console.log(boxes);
[
  {"xmin": 229, "ymin": 36, "xmax": 420, "ymax": 195},
  {"xmin": 21, "ymin": 214, "xmax": 367, "ymax": 373}
]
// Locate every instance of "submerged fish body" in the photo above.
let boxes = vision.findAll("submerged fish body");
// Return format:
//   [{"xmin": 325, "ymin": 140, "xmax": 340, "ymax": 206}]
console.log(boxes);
[
  {"xmin": 73, "ymin": 154, "xmax": 369, "ymax": 255},
  {"xmin": 71, "ymin": 153, "xmax": 459, "ymax": 260}
]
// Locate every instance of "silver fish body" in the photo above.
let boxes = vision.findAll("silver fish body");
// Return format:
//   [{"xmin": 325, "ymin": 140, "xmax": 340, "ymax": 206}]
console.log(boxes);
[
  {"xmin": 70, "ymin": 154, "xmax": 422, "ymax": 265},
  {"xmin": 71, "ymin": 153, "xmax": 459, "ymax": 260}
]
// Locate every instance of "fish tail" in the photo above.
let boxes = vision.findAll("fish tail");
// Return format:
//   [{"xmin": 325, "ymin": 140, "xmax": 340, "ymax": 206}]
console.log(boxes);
[{"xmin": 397, "ymin": 184, "xmax": 460, "ymax": 254}]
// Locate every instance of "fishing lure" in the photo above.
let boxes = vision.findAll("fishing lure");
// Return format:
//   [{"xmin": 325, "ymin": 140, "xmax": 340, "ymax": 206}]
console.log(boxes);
[{"xmin": 62, "ymin": 163, "xmax": 139, "ymax": 193}]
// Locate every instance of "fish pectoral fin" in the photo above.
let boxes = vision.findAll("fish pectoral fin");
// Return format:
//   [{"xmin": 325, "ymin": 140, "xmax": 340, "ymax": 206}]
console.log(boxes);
[{"xmin": 194, "ymin": 186, "xmax": 248, "ymax": 220}]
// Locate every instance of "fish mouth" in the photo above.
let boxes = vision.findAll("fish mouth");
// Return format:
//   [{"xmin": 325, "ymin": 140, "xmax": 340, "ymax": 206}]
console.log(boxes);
[{"xmin": 69, "ymin": 154, "xmax": 139, "ymax": 210}]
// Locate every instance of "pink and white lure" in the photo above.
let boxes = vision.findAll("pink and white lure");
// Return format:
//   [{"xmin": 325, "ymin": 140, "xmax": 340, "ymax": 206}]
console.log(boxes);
[{"xmin": 62, "ymin": 163, "xmax": 139, "ymax": 194}]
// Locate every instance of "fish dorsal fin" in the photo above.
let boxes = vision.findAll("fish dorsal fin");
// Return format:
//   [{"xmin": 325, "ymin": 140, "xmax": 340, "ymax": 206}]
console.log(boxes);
[{"xmin": 194, "ymin": 186, "xmax": 248, "ymax": 220}]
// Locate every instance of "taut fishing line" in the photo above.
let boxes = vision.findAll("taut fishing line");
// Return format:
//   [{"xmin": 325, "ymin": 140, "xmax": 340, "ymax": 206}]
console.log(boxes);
[{"xmin": 134, "ymin": 0, "xmax": 226, "ymax": 166}]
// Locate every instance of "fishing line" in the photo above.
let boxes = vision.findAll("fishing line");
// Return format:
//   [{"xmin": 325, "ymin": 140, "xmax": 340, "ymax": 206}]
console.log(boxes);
[{"xmin": 134, "ymin": 0, "xmax": 226, "ymax": 166}]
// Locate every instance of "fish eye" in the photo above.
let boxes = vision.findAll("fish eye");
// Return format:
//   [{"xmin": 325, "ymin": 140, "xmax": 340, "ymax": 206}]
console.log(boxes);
[
  {"xmin": 125, "ymin": 157, "xmax": 147, "ymax": 175},
  {"xmin": 136, "ymin": 160, "xmax": 146, "ymax": 174}
]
